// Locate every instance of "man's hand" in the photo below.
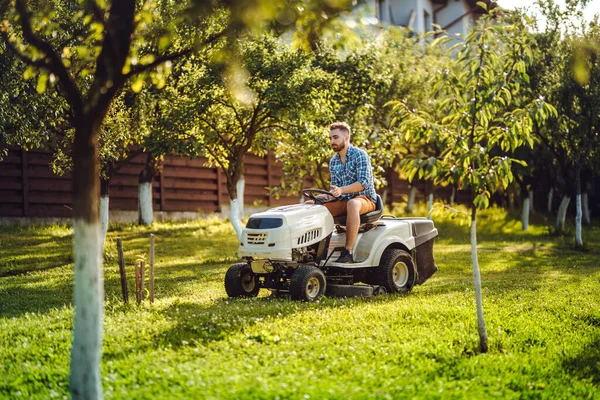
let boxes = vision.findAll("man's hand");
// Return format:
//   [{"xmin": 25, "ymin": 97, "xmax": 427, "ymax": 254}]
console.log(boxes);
[{"xmin": 330, "ymin": 185, "xmax": 343, "ymax": 198}]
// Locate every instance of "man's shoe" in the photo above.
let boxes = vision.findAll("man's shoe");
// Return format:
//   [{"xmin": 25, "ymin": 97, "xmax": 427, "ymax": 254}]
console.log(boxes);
[{"xmin": 335, "ymin": 248, "xmax": 354, "ymax": 263}]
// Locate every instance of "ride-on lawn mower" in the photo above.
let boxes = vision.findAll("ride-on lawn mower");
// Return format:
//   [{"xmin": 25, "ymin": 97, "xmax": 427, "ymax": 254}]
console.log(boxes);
[{"xmin": 224, "ymin": 189, "xmax": 439, "ymax": 302}]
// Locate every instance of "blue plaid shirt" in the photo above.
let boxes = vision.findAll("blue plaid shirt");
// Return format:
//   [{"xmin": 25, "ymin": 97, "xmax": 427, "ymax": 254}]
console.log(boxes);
[{"xmin": 330, "ymin": 145, "xmax": 377, "ymax": 203}]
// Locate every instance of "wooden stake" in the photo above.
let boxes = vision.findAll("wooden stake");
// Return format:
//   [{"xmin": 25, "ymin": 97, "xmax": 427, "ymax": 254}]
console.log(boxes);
[
  {"xmin": 149, "ymin": 234, "xmax": 155, "ymax": 304},
  {"xmin": 135, "ymin": 261, "xmax": 141, "ymax": 304},
  {"xmin": 116, "ymin": 238, "xmax": 128, "ymax": 304},
  {"xmin": 140, "ymin": 261, "xmax": 145, "ymax": 302}
]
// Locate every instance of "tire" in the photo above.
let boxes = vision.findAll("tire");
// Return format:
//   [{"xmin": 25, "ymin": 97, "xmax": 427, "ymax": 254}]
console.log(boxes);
[
  {"xmin": 225, "ymin": 263, "xmax": 260, "ymax": 298},
  {"xmin": 375, "ymin": 249, "xmax": 416, "ymax": 294},
  {"xmin": 290, "ymin": 266, "xmax": 326, "ymax": 302}
]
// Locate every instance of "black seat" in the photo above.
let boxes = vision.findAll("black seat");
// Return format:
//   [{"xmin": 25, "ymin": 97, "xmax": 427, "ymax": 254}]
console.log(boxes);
[{"xmin": 333, "ymin": 194, "xmax": 384, "ymax": 226}]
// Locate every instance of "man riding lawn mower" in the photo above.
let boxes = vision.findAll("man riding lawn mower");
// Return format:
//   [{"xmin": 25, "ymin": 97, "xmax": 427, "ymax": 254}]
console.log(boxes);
[
  {"xmin": 224, "ymin": 188, "xmax": 439, "ymax": 302},
  {"xmin": 225, "ymin": 122, "xmax": 438, "ymax": 301}
]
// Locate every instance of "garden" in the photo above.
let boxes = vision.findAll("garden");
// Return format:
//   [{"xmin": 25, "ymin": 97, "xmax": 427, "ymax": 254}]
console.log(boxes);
[{"xmin": 1, "ymin": 206, "xmax": 599, "ymax": 399}]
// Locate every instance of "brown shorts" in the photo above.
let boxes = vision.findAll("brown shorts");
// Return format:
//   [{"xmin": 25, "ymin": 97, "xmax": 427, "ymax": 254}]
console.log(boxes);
[{"xmin": 323, "ymin": 196, "xmax": 376, "ymax": 217}]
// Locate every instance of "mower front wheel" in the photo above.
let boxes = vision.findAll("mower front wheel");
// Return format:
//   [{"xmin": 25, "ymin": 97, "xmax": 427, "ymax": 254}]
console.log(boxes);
[
  {"xmin": 225, "ymin": 263, "xmax": 260, "ymax": 298},
  {"xmin": 290, "ymin": 266, "xmax": 326, "ymax": 302}
]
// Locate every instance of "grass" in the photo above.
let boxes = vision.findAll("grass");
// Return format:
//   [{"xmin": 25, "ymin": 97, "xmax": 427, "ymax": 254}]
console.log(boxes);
[{"xmin": 0, "ymin": 205, "xmax": 599, "ymax": 399}]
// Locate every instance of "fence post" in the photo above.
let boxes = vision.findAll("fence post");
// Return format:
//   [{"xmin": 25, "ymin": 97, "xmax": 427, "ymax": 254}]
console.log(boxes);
[
  {"xmin": 135, "ymin": 262, "xmax": 141, "ymax": 304},
  {"xmin": 149, "ymin": 234, "xmax": 155, "ymax": 304},
  {"xmin": 140, "ymin": 261, "xmax": 145, "ymax": 302},
  {"xmin": 116, "ymin": 238, "xmax": 128, "ymax": 304}
]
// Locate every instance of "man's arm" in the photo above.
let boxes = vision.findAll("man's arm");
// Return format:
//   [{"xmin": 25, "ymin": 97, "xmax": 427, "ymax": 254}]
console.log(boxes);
[{"xmin": 330, "ymin": 182, "xmax": 364, "ymax": 197}]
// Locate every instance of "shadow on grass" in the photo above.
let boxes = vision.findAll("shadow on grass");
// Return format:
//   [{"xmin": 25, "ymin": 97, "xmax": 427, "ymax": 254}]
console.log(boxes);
[
  {"xmin": 0, "ymin": 273, "xmax": 73, "ymax": 317},
  {"xmin": 562, "ymin": 333, "xmax": 600, "ymax": 385},
  {"xmin": 101, "ymin": 290, "xmax": 415, "ymax": 361}
]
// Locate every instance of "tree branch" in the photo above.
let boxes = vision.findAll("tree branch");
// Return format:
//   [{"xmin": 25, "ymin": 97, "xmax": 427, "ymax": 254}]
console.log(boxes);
[
  {"xmin": 125, "ymin": 48, "xmax": 193, "ymax": 78},
  {"xmin": 0, "ymin": 31, "xmax": 47, "ymax": 68},
  {"xmin": 14, "ymin": 0, "xmax": 83, "ymax": 114},
  {"xmin": 86, "ymin": 0, "xmax": 106, "ymax": 24}
]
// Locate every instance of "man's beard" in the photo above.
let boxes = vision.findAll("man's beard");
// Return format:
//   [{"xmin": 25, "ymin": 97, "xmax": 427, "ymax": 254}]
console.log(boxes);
[{"xmin": 331, "ymin": 142, "xmax": 346, "ymax": 152}]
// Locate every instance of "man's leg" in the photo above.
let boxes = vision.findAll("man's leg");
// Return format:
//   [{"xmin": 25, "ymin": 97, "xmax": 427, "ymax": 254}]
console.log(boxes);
[{"xmin": 345, "ymin": 198, "xmax": 362, "ymax": 252}]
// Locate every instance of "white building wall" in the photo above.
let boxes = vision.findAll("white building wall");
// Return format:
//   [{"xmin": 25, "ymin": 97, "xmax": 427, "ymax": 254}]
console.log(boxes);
[
  {"xmin": 387, "ymin": 0, "xmax": 418, "ymax": 27},
  {"xmin": 436, "ymin": 0, "xmax": 473, "ymax": 37},
  {"xmin": 416, "ymin": 0, "xmax": 434, "ymax": 33}
]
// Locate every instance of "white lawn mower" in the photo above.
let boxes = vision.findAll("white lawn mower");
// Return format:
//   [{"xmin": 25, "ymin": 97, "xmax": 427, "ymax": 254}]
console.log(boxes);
[{"xmin": 224, "ymin": 189, "xmax": 439, "ymax": 302}]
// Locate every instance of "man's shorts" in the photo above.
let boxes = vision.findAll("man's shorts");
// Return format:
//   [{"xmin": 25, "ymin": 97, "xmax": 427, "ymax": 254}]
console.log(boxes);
[{"xmin": 323, "ymin": 195, "xmax": 376, "ymax": 217}]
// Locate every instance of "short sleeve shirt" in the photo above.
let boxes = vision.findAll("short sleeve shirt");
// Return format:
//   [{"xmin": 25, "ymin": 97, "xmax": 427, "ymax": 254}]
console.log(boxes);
[{"xmin": 329, "ymin": 145, "xmax": 377, "ymax": 203}]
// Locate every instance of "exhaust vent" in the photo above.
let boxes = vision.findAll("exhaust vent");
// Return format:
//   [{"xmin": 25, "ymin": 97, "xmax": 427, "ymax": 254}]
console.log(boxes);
[
  {"xmin": 297, "ymin": 229, "xmax": 321, "ymax": 245},
  {"xmin": 246, "ymin": 232, "xmax": 267, "ymax": 245}
]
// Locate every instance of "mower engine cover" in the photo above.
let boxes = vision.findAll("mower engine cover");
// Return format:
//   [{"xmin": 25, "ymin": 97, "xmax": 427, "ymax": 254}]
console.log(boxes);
[{"xmin": 238, "ymin": 204, "xmax": 334, "ymax": 261}]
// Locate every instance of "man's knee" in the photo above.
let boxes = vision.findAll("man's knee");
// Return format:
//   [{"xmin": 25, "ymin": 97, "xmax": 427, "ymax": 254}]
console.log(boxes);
[{"xmin": 347, "ymin": 199, "xmax": 362, "ymax": 214}]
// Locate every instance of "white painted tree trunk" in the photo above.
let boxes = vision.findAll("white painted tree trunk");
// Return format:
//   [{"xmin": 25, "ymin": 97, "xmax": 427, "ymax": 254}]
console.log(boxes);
[
  {"xmin": 528, "ymin": 190, "xmax": 534, "ymax": 214},
  {"xmin": 582, "ymin": 192, "xmax": 591, "ymax": 224},
  {"xmin": 556, "ymin": 195, "xmax": 570, "ymax": 233},
  {"xmin": 237, "ymin": 178, "xmax": 245, "ymax": 220},
  {"xmin": 547, "ymin": 189, "xmax": 553, "ymax": 214},
  {"xmin": 100, "ymin": 196, "xmax": 109, "ymax": 247},
  {"xmin": 406, "ymin": 185, "xmax": 417, "ymax": 213},
  {"xmin": 575, "ymin": 194, "xmax": 583, "ymax": 247},
  {"xmin": 521, "ymin": 197, "xmax": 530, "ymax": 231},
  {"xmin": 427, "ymin": 193, "xmax": 434, "ymax": 219},
  {"xmin": 70, "ymin": 219, "xmax": 103, "ymax": 399},
  {"xmin": 230, "ymin": 197, "xmax": 243, "ymax": 240},
  {"xmin": 138, "ymin": 182, "xmax": 153, "ymax": 225},
  {"xmin": 470, "ymin": 217, "xmax": 488, "ymax": 353}
]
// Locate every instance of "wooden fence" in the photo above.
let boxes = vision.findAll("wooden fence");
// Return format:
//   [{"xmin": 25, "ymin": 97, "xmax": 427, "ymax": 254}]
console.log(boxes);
[{"xmin": 0, "ymin": 148, "xmax": 456, "ymax": 219}]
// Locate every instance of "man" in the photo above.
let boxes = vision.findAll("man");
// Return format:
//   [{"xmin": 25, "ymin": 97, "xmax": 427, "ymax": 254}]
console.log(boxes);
[{"xmin": 322, "ymin": 122, "xmax": 377, "ymax": 263}]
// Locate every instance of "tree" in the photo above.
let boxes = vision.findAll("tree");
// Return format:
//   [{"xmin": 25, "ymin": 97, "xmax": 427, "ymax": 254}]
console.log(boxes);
[
  {"xmin": 274, "ymin": 27, "xmax": 443, "ymax": 200},
  {"xmin": 187, "ymin": 36, "xmax": 332, "ymax": 238},
  {"xmin": 525, "ymin": 0, "xmax": 600, "ymax": 246},
  {"xmin": 391, "ymin": 13, "xmax": 555, "ymax": 353}
]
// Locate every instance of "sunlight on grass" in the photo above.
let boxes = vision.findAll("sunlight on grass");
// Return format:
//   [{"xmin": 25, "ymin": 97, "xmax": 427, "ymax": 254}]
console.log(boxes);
[{"xmin": 1, "ymin": 206, "xmax": 599, "ymax": 399}]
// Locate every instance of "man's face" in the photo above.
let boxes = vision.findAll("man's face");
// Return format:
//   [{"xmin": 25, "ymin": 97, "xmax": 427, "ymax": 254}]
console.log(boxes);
[{"xmin": 329, "ymin": 129, "xmax": 348, "ymax": 153}]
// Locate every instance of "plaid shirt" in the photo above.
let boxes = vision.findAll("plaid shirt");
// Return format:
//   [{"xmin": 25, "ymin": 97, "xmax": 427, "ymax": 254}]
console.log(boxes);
[{"xmin": 330, "ymin": 145, "xmax": 377, "ymax": 203}]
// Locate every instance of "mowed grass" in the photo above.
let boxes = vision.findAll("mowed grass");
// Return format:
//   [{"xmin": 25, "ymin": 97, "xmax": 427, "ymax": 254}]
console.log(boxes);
[{"xmin": 0, "ymin": 206, "xmax": 599, "ymax": 399}]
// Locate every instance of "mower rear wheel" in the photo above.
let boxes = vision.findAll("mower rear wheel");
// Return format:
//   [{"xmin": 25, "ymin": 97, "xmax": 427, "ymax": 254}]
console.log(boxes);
[
  {"xmin": 290, "ymin": 266, "xmax": 326, "ymax": 302},
  {"xmin": 375, "ymin": 249, "xmax": 416, "ymax": 294},
  {"xmin": 225, "ymin": 263, "xmax": 260, "ymax": 298}
]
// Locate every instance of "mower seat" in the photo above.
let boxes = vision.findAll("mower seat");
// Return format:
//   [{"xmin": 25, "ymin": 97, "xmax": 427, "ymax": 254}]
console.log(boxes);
[{"xmin": 333, "ymin": 194, "xmax": 384, "ymax": 226}]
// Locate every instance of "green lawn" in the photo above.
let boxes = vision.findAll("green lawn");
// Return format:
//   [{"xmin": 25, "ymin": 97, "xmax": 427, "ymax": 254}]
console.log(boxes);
[{"xmin": 0, "ymin": 206, "xmax": 599, "ymax": 399}]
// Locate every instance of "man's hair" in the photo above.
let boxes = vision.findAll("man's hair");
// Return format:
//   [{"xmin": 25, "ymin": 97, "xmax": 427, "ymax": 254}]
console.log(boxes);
[{"xmin": 329, "ymin": 122, "xmax": 351, "ymax": 136}]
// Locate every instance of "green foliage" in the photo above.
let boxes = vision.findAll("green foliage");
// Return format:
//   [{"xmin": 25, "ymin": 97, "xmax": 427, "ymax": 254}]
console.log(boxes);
[
  {"xmin": 178, "ymin": 35, "xmax": 332, "ymax": 199},
  {"xmin": 274, "ymin": 28, "xmax": 443, "ymax": 194},
  {"xmin": 1, "ymin": 210, "xmax": 599, "ymax": 398},
  {"xmin": 391, "ymin": 14, "xmax": 556, "ymax": 210}
]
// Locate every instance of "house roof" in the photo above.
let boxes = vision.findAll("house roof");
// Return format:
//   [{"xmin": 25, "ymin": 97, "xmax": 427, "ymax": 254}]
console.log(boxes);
[{"xmin": 432, "ymin": 0, "xmax": 497, "ymax": 14}]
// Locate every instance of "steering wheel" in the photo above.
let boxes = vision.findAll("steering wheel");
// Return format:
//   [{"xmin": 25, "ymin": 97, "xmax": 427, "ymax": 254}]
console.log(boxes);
[{"xmin": 302, "ymin": 188, "xmax": 339, "ymax": 205}]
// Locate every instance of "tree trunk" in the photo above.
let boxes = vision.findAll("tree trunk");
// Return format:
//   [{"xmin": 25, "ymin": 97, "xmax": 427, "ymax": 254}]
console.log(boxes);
[
  {"xmin": 582, "ymin": 192, "xmax": 591, "ymax": 225},
  {"xmin": 556, "ymin": 195, "xmax": 571, "ymax": 233},
  {"xmin": 547, "ymin": 189, "xmax": 553, "ymax": 214},
  {"xmin": 237, "ymin": 177, "xmax": 245, "ymax": 220},
  {"xmin": 226, "ymin": 159, "xmax": 245, "ymax": 240},
  {"xmin": 521, "ymin": 197, "xmax": 530, "ymax": 231},
  {"xmin": 575, "ymin": 167, "xmax": 583, "ymax": 248},
  {"xmin": 70, "ymin": 122, "xmax": 103, "ymax": 400},
  {"xmin": 100, "ymin": 178, "xmax": 110, "ymax": 247},
  {"xmin": 528, "ymin": 189, "xmax": 534, "ymax": 214},
  {"xmin": 230, "ymin": 196, "xmax": 244, "ymax": 240},
  {"xmin": 406, "ymin": 184, "xmax": 417, "ymax": 213},
  {"xmin": 427, "ymin": 192, "xmax": 434, "ymax": 220},
  {"xmin": 470, "ymin": 206, "xmax": 488, "ymax": 353},
  {"xmin": 450, "ymin": 186, "xmax": 456, "ymax": 206},
  {"xmin": 138, "ymin": 164, "xmax": 154, "ymax": 226}
]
